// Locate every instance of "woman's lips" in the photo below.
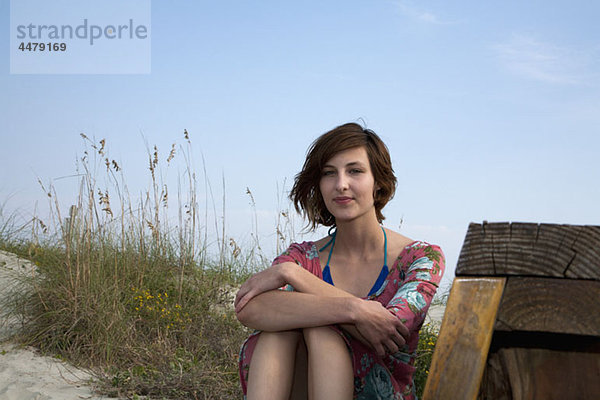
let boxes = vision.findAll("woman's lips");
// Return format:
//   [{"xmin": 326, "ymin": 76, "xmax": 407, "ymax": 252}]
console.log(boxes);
[{"xmin": 333, "ymin": 197, "xmax": 353, "ymax": 204}]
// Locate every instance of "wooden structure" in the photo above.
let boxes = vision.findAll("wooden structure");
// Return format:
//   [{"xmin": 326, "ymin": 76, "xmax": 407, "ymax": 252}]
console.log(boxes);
[{"xmin": 423, "ymin": 222, "xmax": 600, "ymax": 400}]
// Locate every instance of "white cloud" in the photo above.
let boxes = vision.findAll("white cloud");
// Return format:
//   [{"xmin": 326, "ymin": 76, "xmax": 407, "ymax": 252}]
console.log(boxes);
[
  {"xmin": 392, "ymin": 0, "xmax": 455, "ymax": 25},
  {"xmin": 493, "ymin": 34, "xmax": 595, "ymax": 85},
  {"xmin": 417, "ymin": 11, "xmax": 440, "ymax": 24}
]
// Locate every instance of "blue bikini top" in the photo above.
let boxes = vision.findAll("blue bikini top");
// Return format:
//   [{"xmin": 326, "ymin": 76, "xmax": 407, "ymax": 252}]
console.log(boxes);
[{"xmin": 318, "ymin": 227, "xmax": 389, "ymax": 297}]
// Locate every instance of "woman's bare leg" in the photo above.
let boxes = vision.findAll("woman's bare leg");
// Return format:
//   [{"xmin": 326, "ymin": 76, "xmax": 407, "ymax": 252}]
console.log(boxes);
[
  {"xmin": 303, "ymin": 327, "xmax": 354, "ymax": 400},
  {"xmin": 246, "ymin": 330, "xmax": 302, "ymax": 400},
  {"xmin": 289, "ymin": 336, "xmax": 308, "ymax": 400}
]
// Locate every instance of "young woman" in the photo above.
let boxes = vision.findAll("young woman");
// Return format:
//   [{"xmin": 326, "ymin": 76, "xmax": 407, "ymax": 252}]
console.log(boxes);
[{"xmin": 235, "ymin": 123, "xmax": 445, "ymax": 399}]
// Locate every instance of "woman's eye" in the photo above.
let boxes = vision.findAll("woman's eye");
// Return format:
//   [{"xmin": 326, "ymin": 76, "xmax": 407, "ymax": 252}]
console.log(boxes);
[
  {"xmin": 349, "ymin": 169, "xmax": 363, "ymax": 174},
  {"xmin": 322, "ymin": 170, "xmax": 335, "ymax": 176}
]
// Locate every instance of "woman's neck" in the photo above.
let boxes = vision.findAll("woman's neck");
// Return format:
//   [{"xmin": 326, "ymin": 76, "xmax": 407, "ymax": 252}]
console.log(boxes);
[{"xmin": 332, "ymin": 215, "xmax": 384, "ymax": 260}]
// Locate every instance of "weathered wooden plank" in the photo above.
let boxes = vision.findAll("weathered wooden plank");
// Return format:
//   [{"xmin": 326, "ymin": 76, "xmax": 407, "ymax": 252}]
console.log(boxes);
[
  {"xmin": 567, "ymin": 225, "xmax": 600, "ymax": 279},
  {"xmin": 456, "ymin": 222, "xmax": 600, "ymax": 280},
  {"xmin": 456, "ymin": 223, "xmax": 495, "ymax": 275},
  {"xmin": 532, "ymin": 224, "xmax": 578, "ymax": 275},
  {"xmin": 502, "ymin": 222, "xmax": 537, "ymax": 276},
  {"xmin": 480, "ymin": 347, "xmax": 600, "ymax": 400},
  {"xmin": 494, "ymin": 277, "xmax": 600, "ymax": 336},
  {"xmin": 423, "ymin": 277, "xmax": 506, "ymax": 400},
  {"xmin": 480, "ymin": 331, "xmax": 600, "ymax": 399},
  {"xmin": 486, "ymin": 222, "xmax": 510, "ymax": 275},
  {"xmin": 456, "ymin": 223, "xmax": 496, "ymax": 275},
  {"xmin": 477, "ymin": 350, "xmax": 511, "ymax": 400}
]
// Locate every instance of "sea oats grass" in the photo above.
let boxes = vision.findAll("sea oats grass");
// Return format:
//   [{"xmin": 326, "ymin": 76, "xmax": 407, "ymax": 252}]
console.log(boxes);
[{"xmin": 0, "ymin": 132, "xmax": 256, "ymax": 399}]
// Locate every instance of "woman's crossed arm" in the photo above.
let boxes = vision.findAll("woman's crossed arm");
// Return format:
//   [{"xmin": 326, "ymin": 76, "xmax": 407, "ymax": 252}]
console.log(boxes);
[{"xmin": 235, "ymin": 262, "xmax": 408, "ymax": 356}]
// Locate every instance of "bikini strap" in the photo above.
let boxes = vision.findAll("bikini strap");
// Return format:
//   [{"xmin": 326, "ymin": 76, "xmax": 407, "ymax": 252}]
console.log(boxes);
[
  {"xmin": 319, "ymin": 227, "xmax": 386, "ymax": 266},
  {"xmin": 318, "ymin": 230, "xmax": 336, "ymax": 253},
  {"xmin": 319, "ymin": 229, "xmax": 336, "ymax": 285},
  {"xmin": 368, "ymin": 227, "xmax": 388, "ymax": 296},
  {"xmin": 320, "ymin": 227, "xmax": 388, "ymax": 292},
  {"xmin": 382, "ymin": 226, "xmax": 387, "ymax": 268},
  {"xmin": 323, "ymin": 231, "xmax": 336, "ymax": 267}
]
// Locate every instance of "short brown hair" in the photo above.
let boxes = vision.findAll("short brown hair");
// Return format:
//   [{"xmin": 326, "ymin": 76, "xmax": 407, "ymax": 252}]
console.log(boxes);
[{"xmin": 290, "ymin": 122, "xmax": 397, "ymax": 230}]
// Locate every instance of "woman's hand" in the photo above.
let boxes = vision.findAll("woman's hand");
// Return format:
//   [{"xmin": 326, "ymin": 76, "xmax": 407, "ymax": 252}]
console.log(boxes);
[
  {"xmin": 353, "ymin": 299, "xmax": 409, "ymax": 357},
  {"xmin": 234, "ymin": 262, "xmax": 294, "ymax": 313}
]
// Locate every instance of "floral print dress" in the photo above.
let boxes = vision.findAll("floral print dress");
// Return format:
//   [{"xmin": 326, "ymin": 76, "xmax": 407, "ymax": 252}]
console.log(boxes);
[{"xmin": 238, "ymin": 240, "xmax": 445, "ymax": 399}]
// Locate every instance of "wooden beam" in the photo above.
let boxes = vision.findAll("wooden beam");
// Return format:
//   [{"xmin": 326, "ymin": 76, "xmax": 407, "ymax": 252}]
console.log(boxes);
[
  {"xmin": 456, "ymin": 222, "xmax": 600, "ymax": 280},
  {"xmin": 481, "ymin": 347, "xmax": 600, "ymax": 399},
  {"xmin": 423, "ymin": 277, "xmax": 506, "ymax": 400},
  {"xmin": 494, "ymin": 277, "xmax": 600, "ymax": 336}
]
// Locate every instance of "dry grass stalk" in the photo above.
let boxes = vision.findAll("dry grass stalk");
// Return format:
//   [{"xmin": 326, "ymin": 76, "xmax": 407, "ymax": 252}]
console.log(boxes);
[{"xmin": 0, "ymin": 132, "xmax": 265, "ymax": 399}]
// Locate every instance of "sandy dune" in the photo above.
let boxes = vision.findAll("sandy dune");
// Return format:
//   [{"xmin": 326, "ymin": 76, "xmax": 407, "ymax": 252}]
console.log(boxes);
[
  {"xmin": 0, "ymin": 251, "xmax": 113, "ymax": 400},
  {"xmin": 426, "ymin": 303, "xmax": 446, "ymax": 326}
]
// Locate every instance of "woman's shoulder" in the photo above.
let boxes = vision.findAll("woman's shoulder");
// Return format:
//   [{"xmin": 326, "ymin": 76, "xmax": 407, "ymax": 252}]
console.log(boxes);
[
  {"xmin": 384, "ymin": 228, "xmax": 444, "ymax": 264},
  {"xmin": 384, "ymin": 228, "xmax": 415, "ymax": 257},
  {"xmin": 312, "ymin": 236, "xmax": 332, "ymax": 250},
  {"xmin": 275, "ymin": 241, "xmax": 321, "ymax": 263},
  {"xmin": 283, "ymin": 240, "xmax": 317, "ymax": 251},
  {"xmin": 273, "ymin": 241, "xmax": 323, "ymax": 275}
]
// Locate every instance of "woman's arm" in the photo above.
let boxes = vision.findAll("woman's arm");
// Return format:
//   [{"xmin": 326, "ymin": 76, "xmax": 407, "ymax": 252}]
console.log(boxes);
[
  {"xmin": 236, "ymin": 289, "xmax": 358, "ymax": 331},
  {"xmin": 234, "ymin": 262, "xmax": 356, "ymax": 312},
  {"xmin": 386, "ymin": 244, "xmax": 446, "ymax": 333},
  {"xmin": 235, "ymin": 262, "xmax": 408, "ymax": 355},
  {"xmin": 285, "ymin": 263, "xmax": 409, "ymax": 354}
]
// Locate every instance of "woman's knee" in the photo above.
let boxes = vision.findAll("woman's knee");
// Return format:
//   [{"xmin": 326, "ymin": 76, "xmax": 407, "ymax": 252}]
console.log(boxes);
[
  {"xmin": 301, "ymin": 327, "xmax": 354, "ymax": 398},
  {"xmin": 302, "ymin": 326, "xmax": 331, "ymax": 341},
  {"xmin": 247, "ymin": 331, "xmax": 304, "ymax": 400},
  {"xmin": 257, "ymin": 330, "xmax": 302, "ymax": 354},
  {"xmin": 302, "ymin": 326, "xmax": 348, "ymax": 353}
]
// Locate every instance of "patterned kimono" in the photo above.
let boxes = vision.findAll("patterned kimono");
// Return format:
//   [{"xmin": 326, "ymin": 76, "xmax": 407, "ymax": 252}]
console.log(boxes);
[{"xmin": 239, "ymin": 240, "xmax": 445, "ymax": 399}]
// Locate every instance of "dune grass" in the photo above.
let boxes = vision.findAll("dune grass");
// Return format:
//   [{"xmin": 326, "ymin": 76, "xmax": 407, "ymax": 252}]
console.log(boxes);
[
  {"xmin": 0, "ymin": 132, "xmax": 441, "ymax": 399},
  {"xmin": 0, "ymin": 133, "xmax": 259, "ymax": 398}
]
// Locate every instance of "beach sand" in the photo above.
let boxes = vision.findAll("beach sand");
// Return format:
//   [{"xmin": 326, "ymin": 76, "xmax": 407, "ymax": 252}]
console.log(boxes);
[
  {"xmin": 0, "ymin": 250, "xmax": 113, "ymax": 400},
  {"xmin": 426, "ymin": 303, "xmax": 446, "ymax": 326}
]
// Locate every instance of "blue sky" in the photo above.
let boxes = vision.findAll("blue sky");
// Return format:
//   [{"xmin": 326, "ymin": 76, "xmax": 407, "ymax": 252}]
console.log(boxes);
[{"xmin": 2, "ymin": 0, "xmax": 599, "ymax": 290}]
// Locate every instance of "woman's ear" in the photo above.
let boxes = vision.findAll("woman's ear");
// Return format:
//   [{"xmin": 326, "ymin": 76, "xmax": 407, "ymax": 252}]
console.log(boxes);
[{"xmin": 373, "ymin": 184, "xmax": 381, "ymax": 198}]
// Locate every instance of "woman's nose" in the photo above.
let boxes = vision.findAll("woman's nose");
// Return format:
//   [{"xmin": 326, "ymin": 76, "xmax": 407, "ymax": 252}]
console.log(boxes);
[{"xmin": 335, "ymin": 174, "xmax": 349, "ymax": 191}]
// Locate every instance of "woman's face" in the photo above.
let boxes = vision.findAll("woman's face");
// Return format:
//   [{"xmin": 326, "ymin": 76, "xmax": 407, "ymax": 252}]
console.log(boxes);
[{"xmin": 319, "ymin": 146, "xmax": 378, "ymax": 224}]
